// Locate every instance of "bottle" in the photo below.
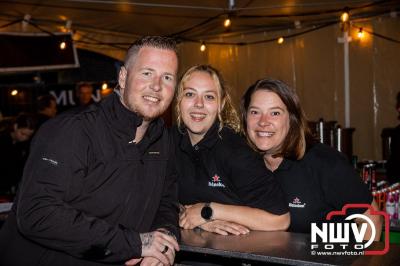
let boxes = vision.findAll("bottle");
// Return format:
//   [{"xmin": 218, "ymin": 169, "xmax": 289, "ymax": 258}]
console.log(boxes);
[
  {"xmin": 386, "ymin": 192, "xmax": 396, "ymax": 220},
  {"xmin": 393, "ymin": 190, "xmax": 399, "ymax": 220},
  {"xmin": 362, "ymin": 164, "xmax": 369, "ymax": 185},
  {"xmin": 365, "ymin": 164, "xmax": 371, "ymax": 190},
  {"xmin": 371, "ymin": 164, "xmax": 377, "ymax": 192},
  {"xmin": 318, "ymin": 118, "xmax": 324, "ymax": 143}
]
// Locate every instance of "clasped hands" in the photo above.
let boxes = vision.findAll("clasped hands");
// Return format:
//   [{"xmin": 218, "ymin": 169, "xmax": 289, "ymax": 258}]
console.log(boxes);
[
  {"xmin": 179, "ymin": 202, "xmax": 249, "ymax": 236},
  {"xmin": 125, "ymin": 229, "xmax": 179, "ymax": 266}
]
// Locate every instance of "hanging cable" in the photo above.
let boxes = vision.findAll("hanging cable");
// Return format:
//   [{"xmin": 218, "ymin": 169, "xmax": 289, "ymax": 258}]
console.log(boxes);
[
  {"xmin": 0, "ymin": 19, "xmax": 23, "ymax": 29},
  {"xmin": 352, "ymin": 24, "xmax": 400, "ymax": 44}
]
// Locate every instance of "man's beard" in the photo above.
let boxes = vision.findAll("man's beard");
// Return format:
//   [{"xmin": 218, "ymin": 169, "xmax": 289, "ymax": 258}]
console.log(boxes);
[{"xmin": 122, "ymin": 95, "xmax": 166, "ymax": 122}]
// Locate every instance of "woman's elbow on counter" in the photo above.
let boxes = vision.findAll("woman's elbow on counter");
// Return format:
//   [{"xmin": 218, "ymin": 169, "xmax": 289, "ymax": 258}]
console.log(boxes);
[
  {"xmin": 261, "ymin": 212, "xmax": 290, "ymax": 231},
  {"xmin": 277, "ymin": 212, "xmax": 291, "ymax": 231}
]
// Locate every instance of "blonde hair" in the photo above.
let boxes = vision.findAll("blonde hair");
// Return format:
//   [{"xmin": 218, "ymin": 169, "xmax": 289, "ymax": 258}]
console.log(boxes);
[{"xmin": 175, "ymin": 65, "xmax": 240, "ymax": 133}]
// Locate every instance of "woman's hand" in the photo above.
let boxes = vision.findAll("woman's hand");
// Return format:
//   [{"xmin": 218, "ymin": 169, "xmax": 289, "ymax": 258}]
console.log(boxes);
[
  {"xmin": 199, "ymin": 220, "xmax": 250, "ymax": 235},
  {"xmin": 179, "ymin": 203, "xmax": 206, "ymax": 229}
]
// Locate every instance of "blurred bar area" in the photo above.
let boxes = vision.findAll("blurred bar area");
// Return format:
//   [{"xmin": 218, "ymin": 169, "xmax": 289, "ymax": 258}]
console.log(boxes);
[{"xmin": 309, "ymin": 118, "xmax": 355, "ymax": 161}]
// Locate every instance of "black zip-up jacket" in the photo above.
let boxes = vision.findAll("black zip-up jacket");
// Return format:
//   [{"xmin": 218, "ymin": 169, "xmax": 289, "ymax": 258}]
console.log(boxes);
[{"xmin": 0, "ymin": 92, "xmax": 179, "ymax": 266}]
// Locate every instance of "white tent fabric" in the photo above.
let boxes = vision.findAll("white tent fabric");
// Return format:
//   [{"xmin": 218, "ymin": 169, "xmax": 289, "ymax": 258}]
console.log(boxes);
[{"xmin": 1, "ymin": 0, "xmax": 400, "ymax": 160}]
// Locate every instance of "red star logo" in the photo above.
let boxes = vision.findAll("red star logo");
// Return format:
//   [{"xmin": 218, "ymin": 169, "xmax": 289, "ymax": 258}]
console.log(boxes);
[{"xmin": 212, "ymin": 174, "xmax": 220, "ymax": 182}]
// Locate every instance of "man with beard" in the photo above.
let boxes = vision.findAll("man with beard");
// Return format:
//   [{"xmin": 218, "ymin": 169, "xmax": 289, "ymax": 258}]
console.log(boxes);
[{"xmin": 0, "ymin": 36, "xmax": 180, "ymax": 266}]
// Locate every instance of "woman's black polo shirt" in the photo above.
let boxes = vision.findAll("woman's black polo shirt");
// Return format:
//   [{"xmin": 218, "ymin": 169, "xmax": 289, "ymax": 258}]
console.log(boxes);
[
  {"xmin": 172, "ymin": 123, "xmax": 288, "ymax": 215},
  {"xmin": 274, "ymin": 143, "xmax": 372, "ymax": 233}
]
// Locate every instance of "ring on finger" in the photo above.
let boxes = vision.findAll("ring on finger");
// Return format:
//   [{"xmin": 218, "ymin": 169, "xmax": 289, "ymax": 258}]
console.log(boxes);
[{"xmin": 161, "ymin": 245, "xmax": 169, "ymax": 254}]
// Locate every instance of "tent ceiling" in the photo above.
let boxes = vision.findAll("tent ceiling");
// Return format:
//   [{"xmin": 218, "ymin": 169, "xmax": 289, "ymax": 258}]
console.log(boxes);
[{"xmin": 0, "ymin": 0, "xmax": 399, "ymax": 54}]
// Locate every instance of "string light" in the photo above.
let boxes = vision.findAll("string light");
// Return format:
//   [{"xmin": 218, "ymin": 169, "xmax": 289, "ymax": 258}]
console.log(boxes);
[
  {"xmin": 294, "ymin": 20, "xmax": 301, "ymax": 29},
  {"xmin": 200, "ymin": 42, "xmax": 206, "ymax": 52},
  {"xmin": 277, "ymin": 37, "xmax": 284, "ymax": 44},
  {"xmin": 102, "ymin": 82, "xmax": 108, "ymax": 90},
  {"xmin": 341, "ymin": 11, "xmax": 349, "ymax": 22},
  {"xmin": 357, "ymin": 28, "xmax": 364, "ymax": 39},
  {"xmin": 60, "ymin": 41, "xmax": 67, "ymax": 50},
  {"xmin": 11, "ymin": 89, "xmax": 18, "ymax": 96},
  {"xmin": 60, "ymin": 20, "xmax": 72, "ymax": 33},
  {"xmin": 224, "ymin": 18, "xmax": 231, "ymax": 28}
]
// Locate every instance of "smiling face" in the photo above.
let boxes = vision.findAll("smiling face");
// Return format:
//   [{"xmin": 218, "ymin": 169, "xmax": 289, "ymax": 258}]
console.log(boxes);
[
  {"xmin": 13, "ymin": 126, "xmax": 34, "ymax": 142},
  {"xmin": 246, "ymin": 90, "xmax": 290, "ymax": 155},
  {"xmin": 179, "ymin": 71, "xmax": 219, "ymax": 145},
  {"xmin": 118, "ymin": 46, "xmax": 178, "ymax": 121},
  {"xmin": 77, "ymin": 85, "xmax": 93, "ymax": 106}
]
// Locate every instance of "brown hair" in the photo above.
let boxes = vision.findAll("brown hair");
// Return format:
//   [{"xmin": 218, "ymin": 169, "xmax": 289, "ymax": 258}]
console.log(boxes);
[
  {"xmin": 240, "ymin": 78, "xmax": 314, "ymax": 160},
  {"xmin": 37, "ymin": 94, "xmax": 56, "ymax": 111},
  {"xmin": 124, "ymin": 36, "xmax": 178, "ymax": 69},
  {"xmin": 1, "ymin": 113, "xmax": 37, "ymax": 133},
  {"xmin": 176, "ymin": 65, "xmax": 240, "ymax": 133},
  {"xmin": 75, "ymin": 82, "xmax": 93, "ymax": 93}
]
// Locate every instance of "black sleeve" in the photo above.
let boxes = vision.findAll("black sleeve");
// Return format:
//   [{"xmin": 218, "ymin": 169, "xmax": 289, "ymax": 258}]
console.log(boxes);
[
  {"xmin": 150, "ymin": 132, "xmax": 180, "ymax": 240},
  {"xmin": 316, "ymin": 145, "xmax": 372, "ymax": 214},
  {"xmin": 222, "ymin": 133, "xmax": 288, "ymax": 215},
  {"xmin": 15, "ymin": 117, "xmax": 141, "ymax": 263}
]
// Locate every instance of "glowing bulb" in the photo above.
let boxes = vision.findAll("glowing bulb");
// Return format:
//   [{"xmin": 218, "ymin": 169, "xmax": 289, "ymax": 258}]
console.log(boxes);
[
  {"xmin": 341, "ymin": 11, "xmax": 349, "ymax": 22},
  {"xmin": 277, "ymin": 37, "xmax": 284, "ymax": 44},
  {"xmin": 357, "ymin": 28, "xmax": 364, "ymax": 39},
  {"xmin": 102, "ymin": 82, "xmax": 108, "ymax": 90},
  {"xmin": 60, "ymin": 41, "xmax": 66, "ymax": 50},
  {"xmin": 11, "ymin": 89, "xmax": 18, "ymax": 96},
  {"xmin": 224, "ymin": 18, "xmax": 231, "ymax": 28},
  {"xmin": 200, "ymin": 43, "xmax": 206, "ymax": 52}
]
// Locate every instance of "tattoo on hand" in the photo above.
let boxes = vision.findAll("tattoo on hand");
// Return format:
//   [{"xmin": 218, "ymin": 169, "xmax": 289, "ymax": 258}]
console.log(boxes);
[
  {"xmin": 140, "ymin": 232, "xmax": 154, "ymax": 249},
  {"xmin": 156, "ymin": 228, "xmax": 176, "ymax": 239}
]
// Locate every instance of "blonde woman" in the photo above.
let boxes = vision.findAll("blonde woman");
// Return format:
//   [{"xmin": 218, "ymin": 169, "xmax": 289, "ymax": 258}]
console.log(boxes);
[{"xmin": 173, "ymin": 65, "xmax": 289, "ymax": 235}]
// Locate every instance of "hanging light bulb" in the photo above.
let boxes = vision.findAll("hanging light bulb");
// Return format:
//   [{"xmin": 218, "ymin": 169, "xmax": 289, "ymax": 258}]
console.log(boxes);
[
  {"xmin": 200, "ymin": 43, "xmax": 206, "ymax": 52},
  {"xmin": 224, "ymin": 18, "xmax": 231, "ymax": 28},
  {"xmin": 11, "ymin": 89, "xmax": 18, "ymax": 96},
  {"xmin": 341, "ymin": 11, "xmax": 349, "ymax": 22},
  {"xmin": 102, "ymin": 82, "xmax": 108, "ymax": 90},
  {"xmin": 277, "ymin": 37, "xmax": 284, "ymax": 44},
  {"xmin": 294, "ymin": 20, "xmax": 301, "ymax": 29},
  {"xmin": 60, "ymin": 41, "xmax": 67, "ymax": 50},
  {"xmin": 357, "ymin": 28, "xmax": 364, "ymax": 39}
]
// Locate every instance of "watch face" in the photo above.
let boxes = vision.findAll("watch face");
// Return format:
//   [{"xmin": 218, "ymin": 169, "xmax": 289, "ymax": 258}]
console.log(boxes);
[{"xmin": 201, "ymin": 206, "xmax": 213, "ymax": 220}]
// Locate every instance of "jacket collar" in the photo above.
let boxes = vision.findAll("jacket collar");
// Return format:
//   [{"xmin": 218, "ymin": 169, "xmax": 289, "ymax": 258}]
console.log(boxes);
[
  {"xmin": 179, "ymin": 121, "xmax": 220, "ymax": 152},
  {"xmin": 101, "ymin": 91, "xmax": 164, "ymax": 144},
  {"xmin": 276, "ymin": 157, "xmax": 294, "ymax": 171}
]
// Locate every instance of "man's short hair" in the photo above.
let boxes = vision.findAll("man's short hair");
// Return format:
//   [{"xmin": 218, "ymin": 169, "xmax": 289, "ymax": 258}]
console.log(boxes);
[
  {"xmin": 37, "ymin": 95, "xmax": 56, "ymax": 111},
  {"xmin": 75, "ymin": 82, "xmax": 93, "ymax": 93},
  {"xmin": 124, "ymin": 36, "xmax": 178, "ymax": 68}
]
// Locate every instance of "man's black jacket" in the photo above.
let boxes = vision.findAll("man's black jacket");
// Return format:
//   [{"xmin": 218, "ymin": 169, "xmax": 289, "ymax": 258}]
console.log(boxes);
[{"xmin": 0, "ymin": 92, "xmax": 179, "ymax": 266}]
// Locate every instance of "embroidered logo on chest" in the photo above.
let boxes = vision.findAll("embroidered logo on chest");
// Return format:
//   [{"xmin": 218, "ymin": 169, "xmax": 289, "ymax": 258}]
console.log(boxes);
[
  {"xmin": 289, "ymin": 197, "xmax": 306, "ymax": 208},
  {"xmin": 208, "ymin": 174, "xmax": 225, "ymax": 188}
]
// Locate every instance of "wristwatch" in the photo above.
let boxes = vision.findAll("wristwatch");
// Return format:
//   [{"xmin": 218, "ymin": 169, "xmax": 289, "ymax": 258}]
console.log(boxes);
[{"xmin": 201, "ymin": 202, "xmax": 213, "ymax": 221}]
